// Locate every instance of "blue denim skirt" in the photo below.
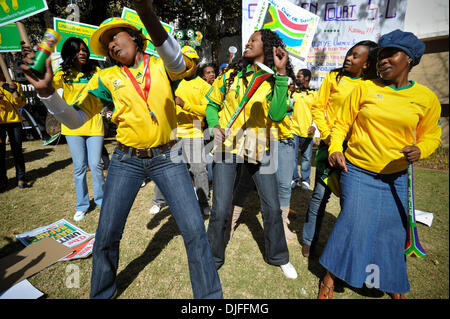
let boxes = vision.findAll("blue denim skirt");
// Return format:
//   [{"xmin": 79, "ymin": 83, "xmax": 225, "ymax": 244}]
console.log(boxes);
[{"xmin": 319, "ymin": 161, "xmax": 410, "ymax": 294}]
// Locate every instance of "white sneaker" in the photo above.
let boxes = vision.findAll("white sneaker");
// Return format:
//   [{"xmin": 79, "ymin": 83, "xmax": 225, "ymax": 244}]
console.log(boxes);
[
  {"xmin": 301, "ymin": 181, "xmax": 310, "ymax": 190},
  {"xmin": 141, "ymin": 180, "xmax": 147, "ymax": 188},
  {"xmin": 290, "ymin": 180, "xmax": 297, "ymax": 189},
  {"xmin": 149, "ymin": 205, "xmax": 161, "ymax": 215},
  {"xmin": 73, "ymin": 210, "xmax": 86, "ymax": 222},
  {"xmin": 280, "ymin": 262, "xmax": 298, "ymax": 279}
]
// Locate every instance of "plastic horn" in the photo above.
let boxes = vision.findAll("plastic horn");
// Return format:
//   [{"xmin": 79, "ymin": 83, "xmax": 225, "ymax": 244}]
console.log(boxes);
[
  {"xmin": 404, "ymin": 163, "xmax": 426, "ymax": 257},
  {"xmin": 228, "ymin": 46, "xmax": 237, "ymax": 64},
  {"xmin": 210, "ymin": 61, "xmax": 274, "ymax": 156},
  {"xmin": 0, "ymin": 54, "xmax": 18, "ymax": 98}
]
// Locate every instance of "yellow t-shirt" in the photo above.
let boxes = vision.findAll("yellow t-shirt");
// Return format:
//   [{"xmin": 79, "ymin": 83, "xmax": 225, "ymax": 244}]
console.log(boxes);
[
  {"xmin": 290, "ymin": 90, "xmax": 317, "ymax": 138},
  {"xmin": 175, "ymin": 76, "xmax": 211, "ymax": 139},
  {"xmin": 0, "ymin": 82, "xmax": 26, "ymax": 124},
  {"xmin": 53, "ymin": 67, "xmax": 104, "ymax": 136},
  {"xmin": 312, "ymin": 71, "xmax": 364, "ymax": 141},
  {"xmin": 206, "ymin": 66, "xmax": 273, "ymax": 155},
  {"xmin": 72, "ymin": 55, "xmax": 193, "ymax": 148},
  {"xmin": 329, "ymin": 79, "xmax": 442, "ymax": 174}
]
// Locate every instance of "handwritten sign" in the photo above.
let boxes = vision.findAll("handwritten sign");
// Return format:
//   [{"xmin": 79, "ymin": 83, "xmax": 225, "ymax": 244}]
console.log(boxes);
[{"xmin": 243, "ymin": 0, "xmax": 407, "ymax": 88}]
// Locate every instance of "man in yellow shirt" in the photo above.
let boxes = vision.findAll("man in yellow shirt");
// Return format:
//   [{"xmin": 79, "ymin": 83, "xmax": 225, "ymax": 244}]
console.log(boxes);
[
  {"xmin": 150, "ymin": 46, "xmax": 212, "ymax": 216},
  {"xmin": 291, "ymin": 69, "xmax": 317, "ymax": 190},
  {"xmin": 0, "ymin": 76, "xmax": 27, "ymax": 190}
]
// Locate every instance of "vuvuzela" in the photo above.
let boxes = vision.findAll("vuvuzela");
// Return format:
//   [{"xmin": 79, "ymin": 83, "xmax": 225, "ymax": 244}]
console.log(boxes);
[
  {"xmin": 210, "ymin": 62, "xmax": 274, "ymax": 156},
  {"xmin": 404, "ymin": 163, "xmax": 426, "ymax": 258}
]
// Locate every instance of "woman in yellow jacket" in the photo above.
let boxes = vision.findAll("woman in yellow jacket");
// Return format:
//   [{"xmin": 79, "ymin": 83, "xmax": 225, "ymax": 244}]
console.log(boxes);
[
  {"xmin": 301, "ymin": 40, "xmax": 378, "ymax": 258},
  {"xmin": 318, "ymin": 30, "xmax": 441, "ymax": 299},
  {"xmin": 0, "ymin": 73, "xmax": 27, "ymax": 190},
  {"xmin": 206, "ymin": 29, "xmax": 298, "ymax": 279},
  {"xmin": 21, "ymin": 0, "xmax": 222, "ymax": 299},
  {"xmin": 53, "ymin": 37, "xmax": 105, "ymax": 222}
]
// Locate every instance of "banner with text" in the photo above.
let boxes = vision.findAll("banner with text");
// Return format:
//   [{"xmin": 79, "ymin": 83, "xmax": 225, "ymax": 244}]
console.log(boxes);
[
  {"xmin": 121, "ymin": 7, "xmax": 174, "ymax": 57},
  {"xmin": 243, "ymin": 0, "xmax": 407, "ymax": 88},
  {"xmin": 54, "ymin": 17, "xmax": 105, "ymax": 61},
  {"xmin": 16, "ymin": 219, "xmax": 95, "ymax": 261},
  {"xmin": 0, "ymin": 0, "xmax": 48, "ymax": 27}
]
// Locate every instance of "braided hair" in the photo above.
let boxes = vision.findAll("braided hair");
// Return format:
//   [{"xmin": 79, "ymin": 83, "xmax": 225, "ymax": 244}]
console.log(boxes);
[{"xmin": 223, "ymin": 29, "xmax": 297, "ymax": 94}]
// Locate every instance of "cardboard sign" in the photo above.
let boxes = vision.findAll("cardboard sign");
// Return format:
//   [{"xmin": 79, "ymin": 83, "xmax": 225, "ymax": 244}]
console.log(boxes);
[
  {"xmin": 121, "ymin": 6, "xmax": 174, "ymax": 56},
  {"xmin": 0, "ymin": 23, "xmax": 21, "ymax": 52},
  {"xmin": 0, "ymin": 238, "xmax": 73, "ymax": 292},
  {"xmin": 54, "ymin": 17, "xmax": 105, "ymax": 61},
  {"xmin": 0, "ymin": 0, "xmax": 48, "ymax": 27}
]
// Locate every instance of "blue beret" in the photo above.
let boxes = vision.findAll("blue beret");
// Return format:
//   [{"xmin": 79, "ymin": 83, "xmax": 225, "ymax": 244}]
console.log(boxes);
[{"xmin": 378, "ymin": 29, "xmax": 425, "ymax": 66}]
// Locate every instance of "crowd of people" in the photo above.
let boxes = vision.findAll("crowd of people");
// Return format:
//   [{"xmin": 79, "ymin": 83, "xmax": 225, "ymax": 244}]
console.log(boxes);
[{"xmin": 1, "ymin": 0, "xmax": 441, "ymax": 299}]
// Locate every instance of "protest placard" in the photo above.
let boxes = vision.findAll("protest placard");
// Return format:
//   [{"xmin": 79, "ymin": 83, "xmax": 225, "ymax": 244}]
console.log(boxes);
[
  {"xmin": 121, "ymin": 6, "xmax": 174, "ymax": 56},
  {"xmin": 0, "ymin": 23, "xmax": 21, "ymax": 52},
  {"xmin": 54, "ymin": 17, "xmax": 105, "ymax": 61},
  {"xmin": 16, "ymin": 219, "xmax": 95, "ymax": 261},
  {"xmin": 243, "ymin": 0, "xmax": 407, "ymax": 88},
  {"xmin": 250, "ymin": 0, "xmax": 319, "ymax": 61},
  {"xmin": 0, "ymin": 0, "xmax": 48, "ymax": 27}
]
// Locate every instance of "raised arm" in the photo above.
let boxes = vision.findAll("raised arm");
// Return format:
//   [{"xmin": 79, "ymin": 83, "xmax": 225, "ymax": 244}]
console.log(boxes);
[{"xmin": 133, "ymin": 0, "xmax": 186, "ymax": 74}]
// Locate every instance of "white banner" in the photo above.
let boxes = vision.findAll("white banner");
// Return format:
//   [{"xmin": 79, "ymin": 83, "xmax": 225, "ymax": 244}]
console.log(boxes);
[{"xmin": 243, "ymin": 0, "xmax": 408, "ymax": 88}]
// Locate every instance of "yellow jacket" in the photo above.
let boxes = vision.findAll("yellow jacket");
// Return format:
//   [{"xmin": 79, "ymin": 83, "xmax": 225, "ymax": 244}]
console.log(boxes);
[
  {"xmin": 0, "ymin": 82, "xmax": 26, "ymax": 124},
  {"xmin": 312, "ymin": 71, "xmax": 363, "ymax": 141},
  {"xmin": 53, "ymin": 67, "xmax": 104, "ymax": 136}
]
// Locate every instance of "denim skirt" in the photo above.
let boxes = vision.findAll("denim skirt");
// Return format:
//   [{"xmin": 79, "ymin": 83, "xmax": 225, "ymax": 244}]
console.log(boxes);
[{"xmin": 319, "ymin": 161, "xmax": 410, "ymax": 294}]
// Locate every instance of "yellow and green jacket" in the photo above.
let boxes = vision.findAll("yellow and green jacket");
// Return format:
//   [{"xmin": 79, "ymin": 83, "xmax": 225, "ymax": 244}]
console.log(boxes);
[
  {"xmin": 205, "ymin": 64, "xmax": 289, "ymax": 155},
  {"xmin": 69, "ymin": 55, "xmax": 193, "ymax": 148},
  {"xmin": 53, "ymin": 67, "xmax": 104, "ymax": 136}
]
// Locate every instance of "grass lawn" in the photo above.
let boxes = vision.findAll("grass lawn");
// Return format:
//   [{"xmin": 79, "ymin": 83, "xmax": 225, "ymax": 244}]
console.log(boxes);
[{"xmin": 0, "ymin": 139, "xmax": 448, "ymax": 299}]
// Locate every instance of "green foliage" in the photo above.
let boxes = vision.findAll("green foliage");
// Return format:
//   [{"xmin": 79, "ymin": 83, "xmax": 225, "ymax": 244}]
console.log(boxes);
[{"xmin": 19, "ymin": 0, "xmax": 241, "ymax": 65}]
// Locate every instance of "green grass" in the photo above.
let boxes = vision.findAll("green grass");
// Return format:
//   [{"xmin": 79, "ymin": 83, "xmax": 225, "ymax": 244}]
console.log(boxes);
[{"xmin": 0, "ymin": 140, "xmax": 448, "ymax": 299}]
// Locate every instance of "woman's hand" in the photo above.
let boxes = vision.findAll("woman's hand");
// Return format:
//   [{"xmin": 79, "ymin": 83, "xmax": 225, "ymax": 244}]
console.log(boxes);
[
  {"xmin": 175, "ymin": 96, "xmax": 185, "ymax": 108},
  {"xmin": 329, "ymin": 151, "xmax": 348, "ymax": 172},
  {"xmin": 400, "ymin": 145, "xmax": 421, "ymax": 163},
  {"xmin": 212, "ymin": 125, "xmax": 226, "ymax": 144},
  {"xmin": 273, "ymin": 46, "xmax": 288, "ymax": 75},
  {"xmin": 20, "ymin": 41, "xmax": 55, "ymax": 97}
]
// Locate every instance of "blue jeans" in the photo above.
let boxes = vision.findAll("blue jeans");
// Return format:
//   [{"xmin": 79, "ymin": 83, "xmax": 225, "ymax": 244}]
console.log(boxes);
[
  {"xmin": 208, "ymin": 154, "xmax": 289, "ymax": 269},
  {"xmin": 275, "ymin": 138, "xmax": 296, "ymax": 207},
  {"xmin": 65, "ymin": 135, "xmax": 105, "ymax": 211},
  {"xmin": 152, "ymin": 138, "xmax": 210, "ymax": 208},
  {"xmin": 292, "ymin": 134, "xmax": 313, "ymax": 185},
  {"xmin": 0, "ymin": 123, "xmax": 25, "ymax": 185},
  {"xmin": 90, "ymin": 146, "xmax": 222, "ymax": 299},
  {"xmin": 302, "ymin": 172, "xmax": 331, "ymax": 246}
]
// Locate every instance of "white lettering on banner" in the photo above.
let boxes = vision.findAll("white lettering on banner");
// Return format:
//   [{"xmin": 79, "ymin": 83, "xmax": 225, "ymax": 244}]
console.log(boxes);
[{"xmin": 242, "ymin": 0, "xmax": 407, "ymax": 89}]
